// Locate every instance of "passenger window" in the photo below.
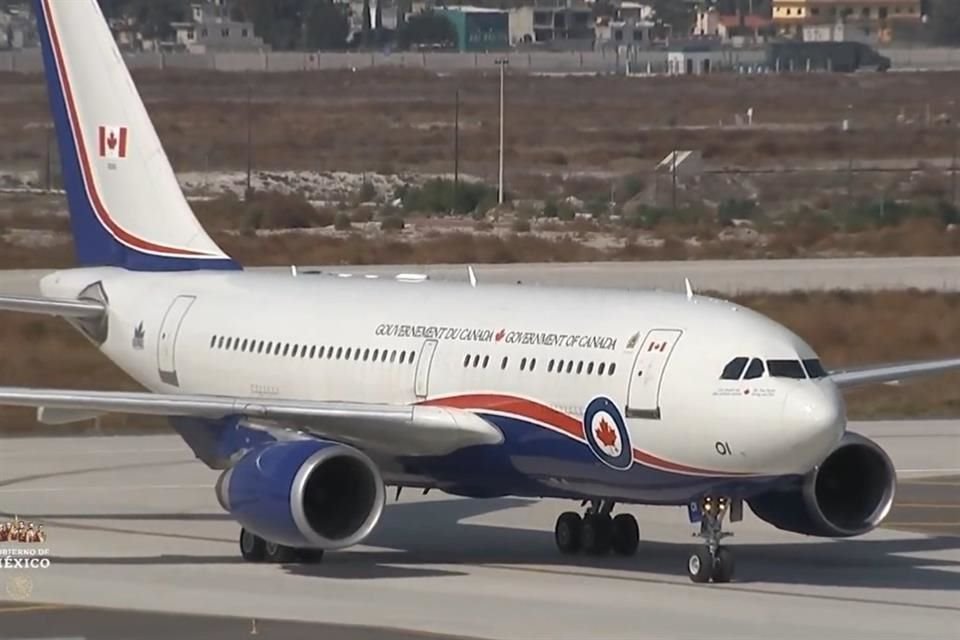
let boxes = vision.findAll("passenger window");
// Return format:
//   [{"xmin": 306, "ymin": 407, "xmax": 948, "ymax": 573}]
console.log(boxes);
[
  {"xmin": 557, "ymin": 359, "xmax": 564, "ymax": 373},
  {"xmin": 399, "ymin": 351, "xmax": 406, "ymax": 364},
  {"xmin": 520, "ymin": 357, "xmax": 527, "ymax": 371},
  {"xmin": 501, "ymin": 357, "xmax": 509, "ymax": 370},
  {"xmin": 381, "ymin": 350, "xmax": 388, "ymax": 362},
  {"xmin": 409, "ymin": 350, "xmax": 416, "ymax": 364},
  {"xmin": 464, "ymin": 354, "xmax": 471, "ymax": 367},
  {"xmin": 577, "ymin": 361, "xmax": 584, "ymax": 375},
  {"xmin": 803, "ymin": 359, "xmax": 828, "ymax": 379},
  {"xmin": 767, "ymin": 360, "xmax": 806, "ymax": 379},
  {"xmin": 744, "ymin": 358, "xmax": 765, "ymax": 380},
  {"xmin": 345, "ymin": 347, "xmax": 353, "ymax": 360},
  {"xmin": 210, "ymin": 336, "xmax": 217, "ymax": 348},
  {"xmin": 530, "ymin": 358, "xmax": 536, "ymax": 371},
  {"xmin": 598, "ymin": 362, "xmax": 605, "ymax": 375},
  {"xmin": 587, "ymin": 362, "xmax": 594, "ymax": 375},
  {"xmin": 548, "ymin": 360, "xmax": 554, "ymax": 373},
  {"xmin": 609, "ymin": 363, "xmax": 616, "ymax": 376},
  {"xmin": 566, "ymin": 361, "xmax": 574, "ymax": 374},
  {"xmin": 336, "ymin": 347, "xmax": 343, "ymax": 359},
  {"xmin": 317, "ymin": 346, "xmax": 325, "ymax": 358},
  {"xmin": 390, "ymin": 351, "xmax": 397, "ymax": 363},
  {"xmin": 473, "ymin": 355, "xmax": 480, "ymax": 368},
  {"xmin": 354, "ymin": 349, "xmax": 361, "ymax": 361},
  {"xmin": 257, "ymin": 341, "xmax": 264, "ymax": 354},
  {"xmin": 482, "ymin": 355, "xmax": 489, "ymax": 368},
  {"xmin": 721, "ymin": 357, "xmax": 748, "ymax": 381}
]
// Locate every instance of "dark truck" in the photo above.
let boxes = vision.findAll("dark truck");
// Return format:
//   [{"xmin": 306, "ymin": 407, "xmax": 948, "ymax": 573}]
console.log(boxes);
[{"xmin": 767, "ymin": 41, "xmax": 891, "ymax": 73}]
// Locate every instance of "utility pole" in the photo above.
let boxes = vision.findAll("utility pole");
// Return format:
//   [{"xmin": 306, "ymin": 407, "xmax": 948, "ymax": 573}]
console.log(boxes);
[
  {"xmin": 495, "ymin": 58, "xmax": 509, "ymax": 205},
  {"xmin": 245, "ymin": 73, "xmax": 253, "ymax": 199},
  {"xmin": 846, "ymin": 103, "xmax": 854, "ymax": 207},
  {"xmin": 670, "ymin": 110, "xmax": 678, "ymax": 213},
  {"xmin": 454, "ymin": 88, "xmax": 460, "ymax": 208},
  {"xmin": 953, "ymin": 122, "xmax": 958, "ymax": 208},
  {"xmin": 44, "ymin": 124, "xmax": 52, "ymax": 192}
]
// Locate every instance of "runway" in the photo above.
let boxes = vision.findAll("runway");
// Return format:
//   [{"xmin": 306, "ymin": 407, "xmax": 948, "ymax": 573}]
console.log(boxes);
[
  {"xmin": 4, "ymin": 256, "xmax": 960, "ymax": 296},
  {"xmin": 0, "ymin": 421, "xmax": 955, "ymax": 639}
]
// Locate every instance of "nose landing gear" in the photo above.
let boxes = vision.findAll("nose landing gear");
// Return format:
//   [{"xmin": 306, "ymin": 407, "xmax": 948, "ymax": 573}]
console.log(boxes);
[
  {"xmin": 554, "ymin": 501, "xmax": 639, "ymax": 557},
  {"xmin": 687, "ymin": 496, "xmax": 735, "ymax": 583}
]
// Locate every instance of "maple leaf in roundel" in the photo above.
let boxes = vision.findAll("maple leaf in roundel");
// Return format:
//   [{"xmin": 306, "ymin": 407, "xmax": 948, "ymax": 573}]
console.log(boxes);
[{"xmin": 595, "ymin": 418, "xmax": 618, "ymax": 449}]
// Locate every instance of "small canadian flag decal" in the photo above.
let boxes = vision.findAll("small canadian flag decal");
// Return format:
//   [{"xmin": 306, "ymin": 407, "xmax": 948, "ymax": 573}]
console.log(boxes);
[{"xmin": 98, "ymin": 125, "xmax": 128, "ymax": 159}]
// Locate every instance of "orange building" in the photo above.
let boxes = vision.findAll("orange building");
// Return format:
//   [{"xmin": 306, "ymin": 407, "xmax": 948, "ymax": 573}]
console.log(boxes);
[{"xmin": 773, "ymin": 0, "xmax": 923, "ymax": 39}]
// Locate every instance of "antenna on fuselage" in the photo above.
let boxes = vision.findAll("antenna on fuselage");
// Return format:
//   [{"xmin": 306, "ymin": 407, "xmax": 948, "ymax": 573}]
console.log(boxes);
[
  {"xmin": 468, "ymin": 265, "xmax": 478, "ymax": 288},
  {"xmin": 291, "ymin": 265, "xmax": 298, "ymax": 277},
  {"xmin": 685, "ymin": 277, "xmax": 694, "ymax": 300}
]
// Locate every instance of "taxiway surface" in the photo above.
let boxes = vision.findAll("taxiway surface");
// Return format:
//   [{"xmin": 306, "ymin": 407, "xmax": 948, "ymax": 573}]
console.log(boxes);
[
  {"xmin": 0, "ymin": 421, "xmax": 955, "ymax": 639},
  {"xmin": 4, "ymin": 256, "xmax": 960, "ymax": 296}
]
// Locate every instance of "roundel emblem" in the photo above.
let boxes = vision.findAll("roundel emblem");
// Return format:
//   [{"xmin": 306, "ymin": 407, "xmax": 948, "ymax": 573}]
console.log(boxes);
[{"xmin": 583, "ymin": 397, "xmax": 633, "ymax": 471}]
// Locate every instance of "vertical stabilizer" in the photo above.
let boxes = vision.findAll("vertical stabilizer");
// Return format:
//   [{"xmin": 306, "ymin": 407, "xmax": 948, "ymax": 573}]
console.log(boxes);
[{"xmin": 34, "ymin": 0, "xmax": 238, "ymax": 271}]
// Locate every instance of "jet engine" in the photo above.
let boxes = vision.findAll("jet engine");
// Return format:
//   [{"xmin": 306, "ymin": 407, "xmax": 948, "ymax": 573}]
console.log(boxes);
[
  {"xmin": 215, "ymin": 439, "xmax": 385, "ymax": 549},
  {"xmin": 748, "ymin": 432, "xmax": 896, "ymax": 537}
]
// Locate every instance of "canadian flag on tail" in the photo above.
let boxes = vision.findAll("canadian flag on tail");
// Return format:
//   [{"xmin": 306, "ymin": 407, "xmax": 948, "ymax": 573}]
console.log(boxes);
[{"xmin": 98, "ymin": 125, "xmax": 128, "ymax": 159}]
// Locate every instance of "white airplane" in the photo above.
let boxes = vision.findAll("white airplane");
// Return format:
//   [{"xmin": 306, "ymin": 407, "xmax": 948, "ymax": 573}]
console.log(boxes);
[{"xmin": 2, "ymin": 0, "xmax": 958, "ymax": 584}]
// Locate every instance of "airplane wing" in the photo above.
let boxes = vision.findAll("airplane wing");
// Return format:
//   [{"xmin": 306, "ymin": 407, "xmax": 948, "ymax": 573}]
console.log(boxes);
[
  {"xmin": 0, "ymin": 294, "xmax": 104, "ymax": 319},
  {"xmin": 830, "ymin": 357, "xmax": 960, "ymax": 389},
  {"xmin": 0, "ymin": 387, "xmax": 502, "ymax": 457}
]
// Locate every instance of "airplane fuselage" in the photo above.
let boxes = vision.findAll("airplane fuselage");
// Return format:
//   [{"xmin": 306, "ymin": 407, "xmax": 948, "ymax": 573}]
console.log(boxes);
[{"xmin": 41, "ymin": 267, "xmax": 846, "ymax": 505}]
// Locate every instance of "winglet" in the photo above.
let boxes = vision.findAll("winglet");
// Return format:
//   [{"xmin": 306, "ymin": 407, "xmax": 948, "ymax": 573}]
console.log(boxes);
[
  {"xmin": 468, "ymin": 265, "xmax": 478, "ymax": 288},
  {"xmin": 685, "ymin": 278, "xmax": 694, "ymax": 300}
]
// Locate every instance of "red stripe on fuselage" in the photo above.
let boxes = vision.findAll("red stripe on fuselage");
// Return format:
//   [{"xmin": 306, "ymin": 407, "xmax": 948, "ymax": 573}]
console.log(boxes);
[
  {"xmin": 422, "ymin": 393, "xmax": 750, "ymax": 477},
  {"xmin": 42, "ymin": 0, "xmax": 212, "ymax": 258}
]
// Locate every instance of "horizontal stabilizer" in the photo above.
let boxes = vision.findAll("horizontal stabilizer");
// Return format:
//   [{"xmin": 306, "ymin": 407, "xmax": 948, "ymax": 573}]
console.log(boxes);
[
  {"xmin": 830, "ymin": 357, "xmax": 960, "ymax": 388},
  {"xmin": 0, "ymin": 294, "xmax": 104, "ymax": 319},
  {"xmin": 0, "ymin": 387, "xmax": 502, "ymax": 456}
]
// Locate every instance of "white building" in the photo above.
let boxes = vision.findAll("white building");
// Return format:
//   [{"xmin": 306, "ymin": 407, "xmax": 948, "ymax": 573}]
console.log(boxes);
[
  {"xmin": 595, "ymin": 17, "xmax": 655, "ymax": 50},
  {"xmin": 0, "ymin": 3, "xmax": 36, "ymax": 50},
  {"xmin": 802, "ymin": 21, "xmax": 874, "ymax": 43},
  {"xmin": 171, "ymin": 0, "xmax": 268, "ymax": 53},
  {"xmin": 509, "ymin": 2, "xmax": 593, "ymax": 46}
]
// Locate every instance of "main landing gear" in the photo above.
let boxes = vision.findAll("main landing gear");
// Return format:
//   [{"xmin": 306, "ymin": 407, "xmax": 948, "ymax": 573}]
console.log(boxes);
[
  {"xmin": 239, "ymin": 528, "xmax": 325, "ymax": 564},
  {"xmin": 687, "ymin": 496, "xmax": 735, "ymax": 584},
  {"xmin": 554, "ymin": 500, "xmax": 639, "ymax": 556}
]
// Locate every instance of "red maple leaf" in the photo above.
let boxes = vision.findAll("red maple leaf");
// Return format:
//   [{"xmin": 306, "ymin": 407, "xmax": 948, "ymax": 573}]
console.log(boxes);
[
  {"xmin": 495, "ymin": 329, "xmax": 506, "ymax": 342},
  {"xmin": 595, "ymin": 418, "xmax": 618, "ymax": 449},
  {"xmin": 107, "ymin": 132, "xmax": 118, "ymax": 150}
]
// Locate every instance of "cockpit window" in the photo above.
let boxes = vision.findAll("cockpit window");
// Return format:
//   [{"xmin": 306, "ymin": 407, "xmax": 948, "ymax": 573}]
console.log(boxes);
[
  {"xmin": 767, "ymin": 359, "xmax": 807, "ymax": 379},
  {"xmin": 743, "ymin": 358, "xmax": 765, "ymax": 380},
  {"xmin": 720, "ymin": 357, "xmax": 748, "ymax": 380},
  {"xmin": 803, "ymin": 359, "xmax": 828, "ymax": 379}
]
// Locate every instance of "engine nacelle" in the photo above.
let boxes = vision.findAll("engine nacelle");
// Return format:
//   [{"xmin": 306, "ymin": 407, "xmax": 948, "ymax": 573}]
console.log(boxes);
[
  {"xmin": 749, "ymin": 432, "xmax": 896, "ymax": 537},
  {"xmin": 215, "ymin": 440, "xmax": 385, "ymax": 549}
]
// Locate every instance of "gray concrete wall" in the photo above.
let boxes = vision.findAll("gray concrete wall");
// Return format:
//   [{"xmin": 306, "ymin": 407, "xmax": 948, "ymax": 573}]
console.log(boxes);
[{"xmin": 2, "ymin": 47, "xmax": 959, "ymax": 74}]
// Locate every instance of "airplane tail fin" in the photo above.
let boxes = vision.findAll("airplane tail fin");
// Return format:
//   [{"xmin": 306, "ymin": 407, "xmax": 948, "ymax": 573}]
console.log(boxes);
[{"xmin": 34, "ymin": 0, "xmax": 239, "ymax": 271}]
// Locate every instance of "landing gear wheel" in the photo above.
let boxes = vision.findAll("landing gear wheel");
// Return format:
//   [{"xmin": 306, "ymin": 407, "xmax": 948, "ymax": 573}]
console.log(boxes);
[
  {"xmin": 296, "ymin": 548, "xmax": 326, "ymax": 563},
  {"xmin": 582, "ymin": 514, "xmax": 613, "ymax": 555},
  {"xmin": 611, "ymin": 513, "xmax": 639, "ymax": 556},
  {"xmin": 687, "ymin": 547, "xmax": 714, "ymax": 583},
  {"xmin": 555, "ymin": 512, "xmax": 582, "ymax": 554},
  {"xmin": 264, "ymin": 540, "xmax": 297, "ymax": 564},
  {"xmin": 239, "ymin": 528, "xmax": 265, "ymax": 562},
  {"xmin": 711, "ymin": 547, "xmax": 735, "ymax": 583}
]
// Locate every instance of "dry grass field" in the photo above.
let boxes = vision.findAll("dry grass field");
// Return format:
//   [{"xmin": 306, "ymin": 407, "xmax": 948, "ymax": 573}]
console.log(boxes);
[
  {"xmin": 3, "ymin": 69, "xmax": 960, "ymax": 179},
  {"xmin": 0, "ymin": 290, "xmax": 958, "ymax": 433}
]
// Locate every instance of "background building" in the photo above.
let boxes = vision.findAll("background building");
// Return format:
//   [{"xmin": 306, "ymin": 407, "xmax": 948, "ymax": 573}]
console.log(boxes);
[
  {"xmin": 772, "ymin": 0, "xmax": 924, "ymax": 41},
  {"xmin": 508, "ymin": 0, "xmax": 593, "ymax": 47},
  {"xmin": 171, "ymin": 0, "xmax": 268, "ymax": 53},
  {"xmin": 438, "ymin": 7, "xmax": 509, "ymax": 51}
]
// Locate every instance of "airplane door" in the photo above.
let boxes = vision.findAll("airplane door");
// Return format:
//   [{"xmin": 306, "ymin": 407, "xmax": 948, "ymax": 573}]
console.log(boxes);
[
  {"xmin": 157, "ymin": 295, "xmax": 196, "ymax": 388},
  {"xmin": 414, "ymin": 339, "xmax": 438, "ymax": 400},
  {"xmin": 626, "ymin": 329, "xmax": 682, "ymax": 419}
]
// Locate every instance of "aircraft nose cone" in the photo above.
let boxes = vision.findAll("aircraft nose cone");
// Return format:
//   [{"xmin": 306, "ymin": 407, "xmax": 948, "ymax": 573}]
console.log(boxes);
[{"xmin": 782, "ymin": 384, "xmax": 846, "ymax": 470}]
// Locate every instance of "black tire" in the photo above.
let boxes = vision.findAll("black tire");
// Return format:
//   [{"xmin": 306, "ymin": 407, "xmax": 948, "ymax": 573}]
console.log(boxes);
[
  {"xmin": 264, "ymin": 540, "xmax": 297, "ymax": 564},
  {"xmin": 712, "ymin": 547, "xmax": 735, "ymax": 583},
  {"xmin": 554, "ymin": 511, "xmax": 582, "ymax": 554},
  {"xmin": 611, "ymin": 513, "xmax": 639, "ymax": 556},
  {"xmin": 687, "ymin": 548, "xmax": 713, "ymax": 583},
  {"xmin": 582, "ymin": 514, "xmax": 613, "ymax": 555},
  {"xmin": 297, "ymin": 548, "xmax": 326, "ymax": 563},
  {"xmin": 239, "ymin": 528, "xmax": 265, "ymax": 562}
]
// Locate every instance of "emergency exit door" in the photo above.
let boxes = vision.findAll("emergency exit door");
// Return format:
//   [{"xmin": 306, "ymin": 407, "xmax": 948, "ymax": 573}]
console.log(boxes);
[
  {"xmin": 626, "ymin": 329, "xmax": 682, "ymax": 419},
  {"xmin": 414, "ymin": 339, "xmax": 438, "ymax": 400}
]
